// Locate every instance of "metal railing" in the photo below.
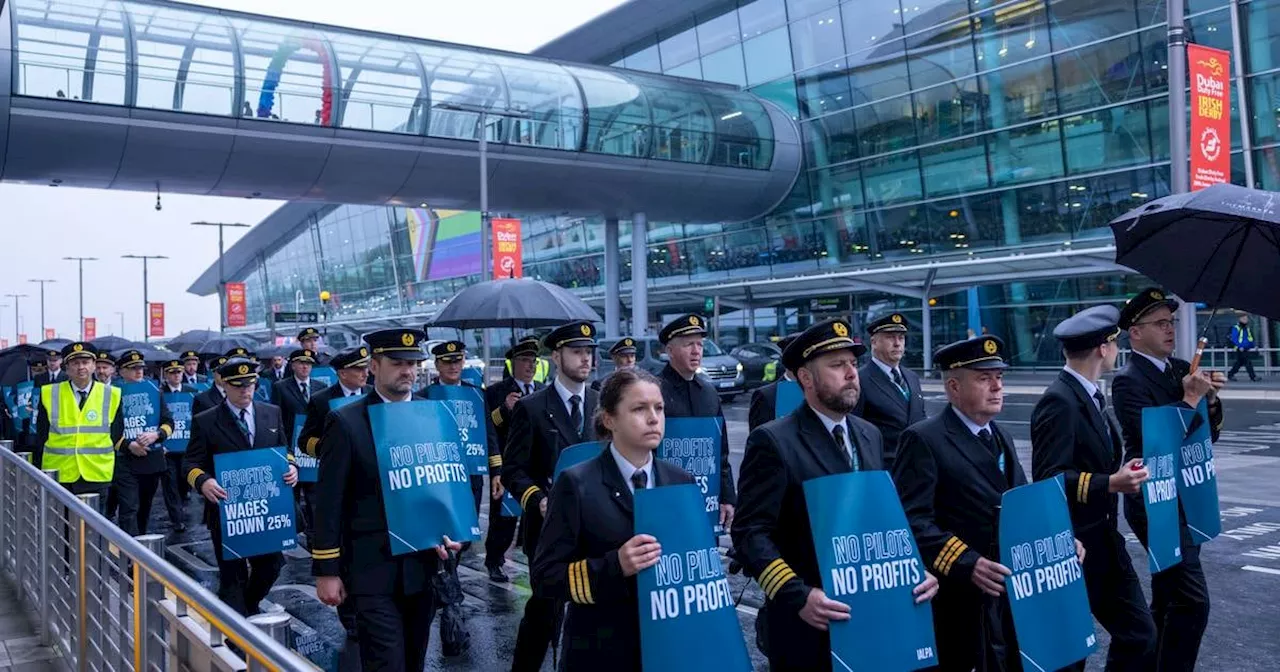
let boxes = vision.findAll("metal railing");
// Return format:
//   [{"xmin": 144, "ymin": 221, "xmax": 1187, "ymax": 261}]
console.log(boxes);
[
  {"xmin": 1116, "ymin": 346, "xmax": 1280, "ymax": 375},
  {"xmin": 0, "ymin": 441, "xmax": 312, "ymax": 672}
]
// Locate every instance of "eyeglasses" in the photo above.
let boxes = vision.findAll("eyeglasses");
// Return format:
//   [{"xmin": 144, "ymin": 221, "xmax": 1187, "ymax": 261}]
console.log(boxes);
[{"xmin": 1135, "ymin": 318, "xmax": 1179, "ymax": 331}]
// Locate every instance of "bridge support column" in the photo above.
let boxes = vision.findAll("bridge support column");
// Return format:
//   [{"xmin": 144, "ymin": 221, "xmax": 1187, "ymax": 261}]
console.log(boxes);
[
  {"xmin": 631, "ymin": 213, "xmax": 648, "ymax": 337},
  {"xmin": 604, "ymin": 218, "xmax": 620, "ymax": 338}
]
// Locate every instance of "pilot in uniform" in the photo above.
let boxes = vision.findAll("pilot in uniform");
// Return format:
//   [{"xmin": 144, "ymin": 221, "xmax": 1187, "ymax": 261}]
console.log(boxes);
[
  {"xmin": 734, "ymin": 319, "xmax": 918, "ymax": 671},
  {"xmin": 892, "ymin": 336, "xmax": 1030, "ymax": 671},
  {"xmin": 746, "ymin": 334, "xmax": 797, "ymax": 432},
  {"xmin": 483, "ymin": 337, "xmax": 542, "ymax": 583},
  {"xmin": 590, "ymin": 337, "xmax": 638, "ymax": 392},
  {"xmin": 854, "ymin": 313, "xmax": 926, "ymax": 468},
  {"xmin": 1030, "ymin": 305, "xmax": 1156, "ymax": 670}
]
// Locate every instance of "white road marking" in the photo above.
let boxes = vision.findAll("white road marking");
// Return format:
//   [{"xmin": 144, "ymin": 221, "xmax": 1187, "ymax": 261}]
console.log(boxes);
[{"xmin": 1242, "ymin": 565, "xmax": 1280, "ymax": 576}]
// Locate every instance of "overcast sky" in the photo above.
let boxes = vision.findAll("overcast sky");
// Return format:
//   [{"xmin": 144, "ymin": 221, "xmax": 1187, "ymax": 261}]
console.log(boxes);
[{"xmin": 0, "ymin": 0, "xmax": 622, "ymax": 343}]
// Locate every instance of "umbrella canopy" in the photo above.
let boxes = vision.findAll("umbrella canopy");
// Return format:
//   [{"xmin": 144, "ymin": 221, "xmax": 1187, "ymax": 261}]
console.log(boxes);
[
  {"xmin": 90, "ymin": 335, "xmax": 141, "ymax": 352},
  {"xmin": 0, "ymin": 344, "xmax": 50, "ymax": 386},
  {"xmin": 111, "ymin": 346, "xmax": 176, "ymax": 364},
  {"xmin": 427, "ymin": 278, "xmax": 602, "ymax": 330},
  {"xmin": 166, "ymin": 329, "xmax": 222, "ymax": 354},
  {"xmin": 197, "ymin": 335, "xmax": 261, "ymax": 356},
  {"xmin": 37, "ymin": 338, "xmax": 72, "ymax": 352},
  {"xmin": 1110, "ymin": 183, "xmax": 1280, "ymax": 319}
]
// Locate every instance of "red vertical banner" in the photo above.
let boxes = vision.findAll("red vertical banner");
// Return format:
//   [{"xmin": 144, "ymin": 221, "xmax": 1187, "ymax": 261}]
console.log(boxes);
[
  {"xmin": 149, "ymin": 303, "xmax": 165, "ymax": 337},
  {"xmin": 18, "ymin": 334, "xmax": 27, "ymax": 345},
  {"xmin": 491, "ymin": 218, "xmax": 523, "ymax": 279},
  {"xmin": 1189, "ymin": 44, "xmax": 1231, "ymax": 191},
  {"xmin": 84, "ymin": 317, "xmax": 97, "ymax": 340},
  {"xmin": 0, "ymin": 339, "xmax": 7, "ymax": 348},
  {"xmin": 43, "ymin": 328, "xmax": 55, "ymax": 340},
  {"xmin": 226, "ymin": 282, "xmax": 247, "ymax": 328}
]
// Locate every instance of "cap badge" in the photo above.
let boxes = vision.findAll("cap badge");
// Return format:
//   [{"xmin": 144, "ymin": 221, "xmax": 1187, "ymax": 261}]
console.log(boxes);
[
  {"xmin": 1150, "ymin": 290, "xmax": 1164, "ymax": 300},
  {"xmin": 360, "ymin": 347, "xmax": 368, "ymax": 357},
  {"xmin": 891, "ymin": 314, "xmax": 903, "ymax": 324},
  {"xmin": 73, "ymin": 344, "xmax": 83, "ymax": 352},
  {"xmin": 833, "ymin": 322, "xmax": 849, "ymax": 337},
  {"xmin": 983, "ymin": 339, "xmax": 998, "ymax": 355},
  {"xmin": 580, "ymin": 324, "xmax": 591, "ymax": 336},
  {"xmin": 624, "ymin": 339, "xmax": 632, "ymax": 346},
  {"xmin": 446, "ymin": 343, "xmax": 457, "ymax": 352},
  {"xmin": 401, "ymin": 333, "xmax": 415, "ymax": 346},
  {"xmin": 689, "ymin": 315, "xmax": 700, "ymax": 327},
  {"xmin": 131, "ymin": 354, "xmax": 140, "ymax": 361}
]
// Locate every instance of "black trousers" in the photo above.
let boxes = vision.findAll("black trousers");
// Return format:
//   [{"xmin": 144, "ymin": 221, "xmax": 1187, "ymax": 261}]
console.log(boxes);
[
  {"xmin": 295, "ymin": 483, "xmax": 315, "ymax": 549},
  {"xmin": 1228, "ymin": 349, "xmax": 1257, "ymax": 380},
  {"xmin": 484, "ymin": 491, "xmax": 519, "ymax": 570},
  {"xmin": 511, "ymin": 594, "xmax": 556, "ymax": 672},
  {"xmin": 209, "ymin": 523, "xmax": 283, "ymax": 616},
  {"xmin": 1127, "ymin": 511, "xmax": 1211, "ymax": 672},
  {"xmin": 352, "ymin": 589, "xmax": 438, "ymax": 672},
  {"xmin": 159, "ymin": 453, "xmax": 187, "ymax": 528},
  {"xmin": 106, "ymin": 466, "xmax": 140, "ymax": 536},
  {"xmin": 1066, "ymin": 525, "xmax": 1156, "ymax": 671},
  {"xmin": 133, "ymin": 471, "xmax": 163, "ymax": 535}
]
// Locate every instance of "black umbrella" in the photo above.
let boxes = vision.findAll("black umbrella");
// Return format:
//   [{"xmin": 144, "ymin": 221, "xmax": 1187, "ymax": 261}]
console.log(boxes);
[
  {"xmin": 197, "ymin": 335, "xmax": 261, "ymax": 356},
  {"xmin": 0, "ymin": 344, "xmax": 48, "ymax": 386},
  {"xmin": 426, "ymin": 278, "xmax": 602, "ymax": 330},
  {"xmin": 90, "ymin": 335, "xmax": 141, "ymax": 352},
  {"xmin": 1110, "ymin": 183, "xmax": 1280, "ymax": 319},
  {"xmin": 113, "ymin": 346, "xmax": 176, "ymax": 364},
  {"xmin": 167, "ymin": 329, "xmax": 221, "ymax": 354},
  {"xmin": 37, "ymin": 338, "xmax": 72, "ymax": 352}
]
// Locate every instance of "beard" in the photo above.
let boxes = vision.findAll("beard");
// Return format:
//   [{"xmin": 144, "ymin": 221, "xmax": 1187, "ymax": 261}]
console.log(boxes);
[{"xmin": 817, "ymin": 383, "xmax": 859, "ymax": 415}]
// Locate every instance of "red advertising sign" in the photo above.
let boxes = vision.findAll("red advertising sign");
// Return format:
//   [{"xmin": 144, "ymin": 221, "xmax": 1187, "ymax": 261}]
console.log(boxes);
[
  {"xmin": 149, "ymin": 303, "xmax": 165, "ymax": 338},
  {"xmin": 84, "ymin": 317, "xmax": 97, "ymax": 340},
  {"xmin": 18, "ymin": 334, "xmax": 27, "ymax": 345},
  {"xmin": 1189, "ymin": 44, "xmax": 1231, "ymax": 191},
  {"xmin": 43, "ymin": 328, "xmax": 55, "ymax": 340},
  {"xmin": 0, "ymin": 339, "xmax": 7, "ymax": 349},
  {"xmin": 226, "ymin": 282, "xmax": 247, "ymax": 328},
  {"xmin": 492, "ymin": 218, "xmax": 523, "ymax": 279}
]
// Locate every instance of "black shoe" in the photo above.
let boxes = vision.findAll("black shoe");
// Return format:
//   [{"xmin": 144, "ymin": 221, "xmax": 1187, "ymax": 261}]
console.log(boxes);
[{"xmin": 487, "ymin": 565, "xmax": 508, "ymax": 583}]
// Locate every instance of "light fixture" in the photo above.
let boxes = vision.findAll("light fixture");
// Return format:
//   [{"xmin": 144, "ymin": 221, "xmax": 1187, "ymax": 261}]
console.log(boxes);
[{"xmin": 720, "ymin": 110, "xmax": 743, "ymax": 121}]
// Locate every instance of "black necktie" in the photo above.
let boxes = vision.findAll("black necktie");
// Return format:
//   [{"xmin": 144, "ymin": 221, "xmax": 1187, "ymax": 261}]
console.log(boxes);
[
  {"xmin": 890, "ymin": 368, "xmax": 908, "ymax": 398},
  {"xmin": 977, "ymin": 428, "xmax": 998, "ymax": 458},
  {"xmin": 237, "ymin": 408, "xmax": 252, "ymax": 444},
  {"xmin": 1093, "ymin": 390, "xmax": 1107, "ymax": 412},
  {"xmin": 300, "ymin": 383, "xmax": 310, "ymax": 402},
  {"xmin": 631, "ymin": 470, "xmax": 648, "ymax": 492},
  {"xmin": 831, "ymin": 424, "xmax": 857, "ymax": 470},
  {"xmin": 569, "ymin": 394, "xmax": 583, "ymax": 436},
  {"xmin": 77, "ymin": 390, "xmax": 88, "ymax": 409}
]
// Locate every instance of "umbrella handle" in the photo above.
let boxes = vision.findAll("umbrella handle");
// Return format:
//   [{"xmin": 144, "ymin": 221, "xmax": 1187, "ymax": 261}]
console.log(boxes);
[{"xmin": 1188, "ymin": 336, "xmax": 1209, "ymax": 373}]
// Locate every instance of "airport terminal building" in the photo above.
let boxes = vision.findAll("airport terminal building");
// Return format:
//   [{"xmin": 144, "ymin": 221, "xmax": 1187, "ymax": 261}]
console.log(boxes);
[{"xmin": 181, "ymin": 0, "xmax": 1279, "ymax": 367}]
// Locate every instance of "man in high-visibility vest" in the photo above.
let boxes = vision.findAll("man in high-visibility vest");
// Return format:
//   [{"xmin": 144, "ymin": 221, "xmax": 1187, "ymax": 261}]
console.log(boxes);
[
  {"xmin": 34, "ymin": 341, "xmax": 125, "ymax": 505},
  {"xmin": 505, "ymin": 339, "xmax": 550, "ymax": 384},
  {"xmin": 1228, "ymin": 313, "xmax": 1259, "ymax": 382}
]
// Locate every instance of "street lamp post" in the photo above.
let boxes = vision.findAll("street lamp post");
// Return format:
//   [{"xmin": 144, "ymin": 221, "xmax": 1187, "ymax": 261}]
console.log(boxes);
[
  {"xmin": 115, "ymin": 311, "xmax": 125, "ymax": 338},
  {"xmin": 121, "ymin": 255, "xmax": 168, "ymax": 343},
  {"xmin": 4, "ymin": 294, "xmax": 27, "ymax": 344},
  {"xmin": 27, "ymin": 279, "xmax": 55, "ymax": 338},
  {"xmin": 1166, "ymin": 0, "xmax": 1199, "ymax": 360},
  {"xmin": 191, "ymin": 222, "xmax": 251, "ymax": 333},
  {"xmin": 431, "ymin": 101, "xmax": 529, "ymax": 375},
  {"xmin": 62, "ymin": 257, "xmax": 98, "ymax": 340}
]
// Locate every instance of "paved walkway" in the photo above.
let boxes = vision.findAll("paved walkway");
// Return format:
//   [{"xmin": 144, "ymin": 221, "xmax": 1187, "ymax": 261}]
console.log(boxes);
[{"xmin": 0, "ymin": 579, "xmax": 60, "ymax": 672}]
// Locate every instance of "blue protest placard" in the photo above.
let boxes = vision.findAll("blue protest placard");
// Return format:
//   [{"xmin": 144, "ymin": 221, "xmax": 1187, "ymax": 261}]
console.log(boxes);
[
  {"xmin": 1175, "ymin": 401, "xmax": 1220, "ymax": 544},
  {"xmin": 462, "ymin": 367, "xmax": 484, "ymax": 388},
  {"xmin": 1000, "ymin": 475, "xmax": 1096, "ymax": 671},
  {"xmin": 498, "ymin": 492, "xmax": 522, "ymax": 518},
  {"xmin": 13, "ymin": 381, "xmax": 34, "ymax": 422},
  {"xmin": 254, "ymin": 381, "xmax": 271, "ymax": 403},
  {"xmin": 1141, "ymin": 407, "xmax": 1184, "ymax": 573},
  {"xmin": 119, "ymin": 381, "xmax": 161, "ymax": 448},
  {"xmin": 635, "ymin": 483, "xmax": 751, "ymax": 672},
  {"xmin": 368, "ymin": 400, "xmax": 480, "ymax": 555},
  {"xmin": 553, "ymin": 441, "xmax": 606, "ymax": 483},
  {"xmin": 163, "ymin": 391, "xmax": 193, "ymax": 453},
  {"xmin": 658, "ymin": 417, "xmax": 723, "ymax": 532},
  {"xmin": 190, "ymin": 381, "xmax": 211, "ymax": 394},
  {"xmin": 311, "ymin": 366, "xmax": 337, "ymax": 388},
  {"xmin": 425, "ymin": 385, "xmax": 489, "ymax": 475},
  {"xmin": 213, "ymin": 447, "xmax": 297, "ymax": 559},
  {"xmin": 293, "ymin": 415, "xmax": 318, "ymax": 483},
  {"xmin": 803, "ymin": 471, "xmax": 937, "ymax": 671},
  {"xmin": 774, "ymin": 380, "xmax": 803, "ymax": 420}
]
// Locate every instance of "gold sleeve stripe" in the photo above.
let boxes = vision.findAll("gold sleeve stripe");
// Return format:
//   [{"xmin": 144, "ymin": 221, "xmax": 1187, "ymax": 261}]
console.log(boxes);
[
  {"xmin": 115, "ymin": 437, "xmax": 126, "ymax": 450},
  {"xmin": 568, "ymin": 561, "xmax": 580, "ymax": 603},
  {"xmin": 763, "ymin": 569, "xmax": 797, "ymax": 599},
  {"xmin": 932, "ymin": 538, "xmax": 960, "ymax": 574},
  {"xmin": 577, "ymin": 560, "xmax": 594, "ymax": 604},
  {"xmin": 938, "ymin": 538, "xmax": 969, "ymax": 575},
  {"xmin": 311, "ymin": 549, "xmax": 339, "ymax": 559},
  {"xmin": 286, "ymin": 452, "xmax": 296, "ymax": 464},
  {"xmin": 1078, "ymin": 473, "xmax": 1092, "ymax": 504},
  {"xmin": 519, "ymin": 486, "xmax": 541, "ymax": 510},
  {"xmin": 757, "ymin": 559, "xmax": 790, "ymax": 594},
  {"xmin": 306, "ymin": 437, "xmax": 320, "ymax": 457},
  {"xmin": 186, "ymin": 468, "xmax": 205, "ymax": 489},
  {"xmin": 159, "ymin": 423, "xmax": 173, "ymax": 436},
  {"xmin": 491, "ymin": 408, "xmax": 504, "ymax": 426},
  {"xmin": 488, "ymin": 455, "xmax": 503, "ymax": 468}
]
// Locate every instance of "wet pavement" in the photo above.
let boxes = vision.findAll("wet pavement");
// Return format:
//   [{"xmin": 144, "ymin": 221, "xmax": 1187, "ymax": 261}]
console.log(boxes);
[{"xmin": 139, "ymin": 393, "xmax": 1279, "ymax": 671}]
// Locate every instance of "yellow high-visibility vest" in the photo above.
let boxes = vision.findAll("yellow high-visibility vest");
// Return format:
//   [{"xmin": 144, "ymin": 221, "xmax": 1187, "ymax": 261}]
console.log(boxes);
[
  {"xmin": 762, "ymin": 360, "xmax": 779, "ymax": 383},
  {"xmin": 40, "ymin": 381, "xmax": 121, "ymax": 483},
  {"xmin": 505, "ymin": 357, "xmax": 550, "ymax": 383}
]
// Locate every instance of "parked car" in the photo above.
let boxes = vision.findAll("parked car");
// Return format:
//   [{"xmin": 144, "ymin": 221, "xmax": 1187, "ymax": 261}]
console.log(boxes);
[
  {"xmin": 596, "ymin": 335, "xmax": 744, "ymax": 401},
  {"xmin": 731, "ymin": 342, "xmax": 783, "ymax": 389}
]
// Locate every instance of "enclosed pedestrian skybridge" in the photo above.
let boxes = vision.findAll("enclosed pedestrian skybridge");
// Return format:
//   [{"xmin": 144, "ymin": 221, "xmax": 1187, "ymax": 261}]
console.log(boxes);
[{"xmin": 0, "ymin": 0, "xmax": 801, "ymax": 221}]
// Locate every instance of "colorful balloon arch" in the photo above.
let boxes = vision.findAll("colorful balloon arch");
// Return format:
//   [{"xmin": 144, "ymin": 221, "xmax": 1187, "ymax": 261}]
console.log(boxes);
[{"xmin": 256, "ymin": 37, "xmax": 334, "ymax": 125}]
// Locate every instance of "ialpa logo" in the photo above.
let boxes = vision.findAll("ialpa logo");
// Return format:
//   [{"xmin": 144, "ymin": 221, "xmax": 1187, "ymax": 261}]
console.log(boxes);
[{"xmin": 916, "ymin": 647, "xmax": 935, "ymax": 661}]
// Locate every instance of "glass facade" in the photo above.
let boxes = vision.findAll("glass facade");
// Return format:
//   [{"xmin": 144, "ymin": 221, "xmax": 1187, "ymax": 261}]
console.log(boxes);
[{"xmin": 198, "ymin": 0, "xmax": 1272, "ymax": 366}]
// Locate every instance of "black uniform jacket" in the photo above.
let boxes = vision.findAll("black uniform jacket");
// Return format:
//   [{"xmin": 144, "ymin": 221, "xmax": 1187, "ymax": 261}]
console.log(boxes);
[
  {"xmin": 501, "ymin": 383, "xmax": 598, "ymax": 557},
  {"xmin": 747, "ymin": 379, "xmax": 783, "ymax": 433},
  {"xmin": 33, "ymin": 370, "xmax": 67, "ymax": 389},
  {"xmin": 1111, "ymin": 353, "xmax": 1223, "ymax": 541},
  {"xmin": 33, "ymin": 379, "xmax": 126, "ymax": 472},
  {"xmin": 732, "ymin": 404, "xmax": 884, "ymax": 668},
  {"xmin": 892, "ymin": 407, "xmax": 1027, "ymax": 588},
  {"xmin": 259, "ymin": 367, "xmax": 286, "ymax": 384},
  {"xmin": 271, "ymin": 376, "xmax": 328, "ymax": 446},
  {"xmin": 118, "ymin": 381, "xmax": 176, "ymax": 476},
  {"xmin": 181, "ymin": 373, "xmax": 207, "ymax": 388},
  {"xmin": 297, "ymin": 383, "xmax": 370, "ymax": 458},
  {"xmin": 184, "ymin": 401, "xmax": 289, "ymax": 528},
  {"xmin": 310, "ymin": 393, "xmax": 441, "ymax": 596},
  {"xmin": 658, "ymin": 364, "xmax": 737, "ymax": 506},
  {"xmin": 486, "ymin": 377, "xmax": 542, "ymax": 470},
  {"xmin": 1030, "ymin": 371, "xmax": 1122, "ymax": 533},
  {"xmin": 532, "ymin": 449, "xmax": 693, "ymax": 670},
  {"xmin": 854, "ymin": 360, "xmax": 926, "ymax": 467},
  {"xmin": 192, "ymin": 385, "xmax": 225, "ymax": 417}
]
